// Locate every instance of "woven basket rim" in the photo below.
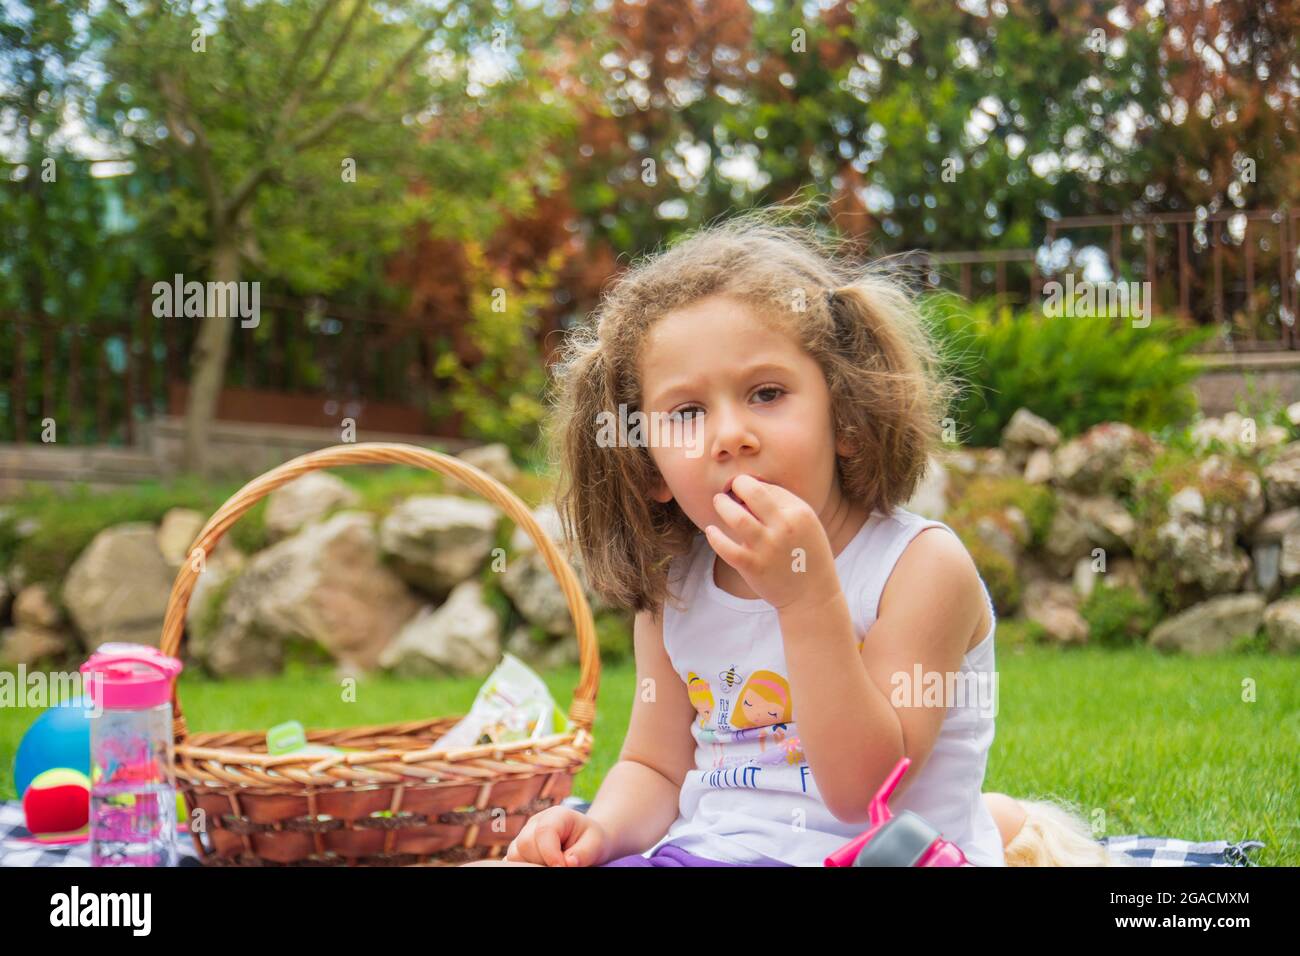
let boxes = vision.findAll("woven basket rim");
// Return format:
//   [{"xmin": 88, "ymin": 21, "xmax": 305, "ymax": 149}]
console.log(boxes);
[{"xmin": 159, "ymin": 441, "xmax": 601, "ymax": 761}]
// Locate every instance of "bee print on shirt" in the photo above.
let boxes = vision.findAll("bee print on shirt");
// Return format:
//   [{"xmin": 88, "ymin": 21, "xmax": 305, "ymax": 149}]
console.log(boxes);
[{"xmin": 718, "ymin": 664, "xmax": 741, "ymax": 692}]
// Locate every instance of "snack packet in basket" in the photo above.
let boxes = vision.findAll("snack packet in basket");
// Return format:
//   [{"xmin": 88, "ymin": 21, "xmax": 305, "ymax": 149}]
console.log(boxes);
[{"xmin": 432, "ymin": 653, "xmax": 570, "ymax": 751}]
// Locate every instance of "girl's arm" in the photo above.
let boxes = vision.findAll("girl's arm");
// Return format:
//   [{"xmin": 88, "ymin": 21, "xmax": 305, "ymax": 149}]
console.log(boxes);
[
  {"xmin": 584, "ymin": 607, "xmax": 699, "ymax": 863},
  {"xmin": 778, "ymin": 526, "xmax": 986, "ymax": 823}
]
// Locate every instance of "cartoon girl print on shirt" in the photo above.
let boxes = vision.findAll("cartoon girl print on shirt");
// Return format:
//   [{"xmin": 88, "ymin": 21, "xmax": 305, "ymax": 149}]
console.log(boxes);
[
  {"xmin": 686, "ymin": 673, "xmax": 729, "ymax": 768},
  {"xmin": 686, "ymin": 673, "xmax": 714, "ymax": 730},
  {"xmin": 730, "ymin": 669, "xmax": 804, "ymax": 761},
  {"xmin": 732, "ymin": 670, "xmax": 792, "ymax": 730}
]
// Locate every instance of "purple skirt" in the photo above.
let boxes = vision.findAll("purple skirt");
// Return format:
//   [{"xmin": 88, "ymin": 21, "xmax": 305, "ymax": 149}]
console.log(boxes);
[{"xmin": 599, "ymin": 841, "xmax": 792, "ymax": 867}]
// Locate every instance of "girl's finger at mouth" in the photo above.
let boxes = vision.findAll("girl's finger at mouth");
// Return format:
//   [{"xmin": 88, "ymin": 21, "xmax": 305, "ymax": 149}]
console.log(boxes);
[
  {"xmin": 715, "ymin": 490, "xmax": 748, "ymax": 514},
  {"xmin": 716, "ymin": 493, "xmax": 759, "ymax": 524}
]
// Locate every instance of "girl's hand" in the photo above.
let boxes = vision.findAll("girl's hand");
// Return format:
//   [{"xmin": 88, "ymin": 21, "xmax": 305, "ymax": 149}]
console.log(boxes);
[
  {"xmin": 505, "ymin": 806, "xmax": 610, "ymax": 866},
  {"xmin": 705, "ymin": 475, "xmax": 842, "ymax": 613}
]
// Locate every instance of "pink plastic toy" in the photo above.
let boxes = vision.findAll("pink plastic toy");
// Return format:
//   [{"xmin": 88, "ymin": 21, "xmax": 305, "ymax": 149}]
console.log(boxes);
[{"xmin": 824, "ymin": 756, "xmax": 973, "ymax": 867}]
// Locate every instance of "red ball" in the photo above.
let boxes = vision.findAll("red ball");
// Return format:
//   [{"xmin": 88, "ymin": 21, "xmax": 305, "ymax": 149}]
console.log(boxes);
[{"xmin": 22, "ymin": 768, "xmax": 90, "ymax": 835}]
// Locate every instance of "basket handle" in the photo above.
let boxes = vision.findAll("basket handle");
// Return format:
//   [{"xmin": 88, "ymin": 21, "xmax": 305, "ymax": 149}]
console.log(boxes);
[{"xmin": 159, "ymin": 442, "xmax": 600, "ymax": 747}]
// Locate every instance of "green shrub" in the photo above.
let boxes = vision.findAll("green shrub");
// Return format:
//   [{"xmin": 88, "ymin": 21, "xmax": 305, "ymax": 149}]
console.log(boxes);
[
  {"xmin": 0, "ymin": 478, "xmax": 269, "ymax": 591},
  {"xmin": 1230, "ymin": 377, "xmax": 1300, "ymax": 441},
  {"xmin": 477, "ymin": 573, "xmax": 516, "ymax": 631},
  {"xmin": 957, "ymin": 533, "xmax": 1020, "ymax": 615},
  {"xmin": 1230, "ymin": 629, "xmax": 1272, "ymax": 655},
  {"xmin": 995, "ymin": 616, "xmax": 1047, "ymax": 649},
  {"xmin": 429, "ymin": 242, "xmax": 556, "ymax": 466},
  {"xmin": 281, "ymin": 635, "xmax": 337, "ymax": 672},
  {"xmin": 192, "ymin": 573, "xmax": 238, "ymax": 647},
  {"xmin": 924, "ymin": 295, "xmax": 1214, "ymax": 446},
  {"xmin": 343, "ymin": 465, "xmax": 449, "ymax": 514},
  {"xmin": 594, "ymin": 609, "xmax": 633, "ymax": 665},
  {"xmin": 946, "ymin": 474, "xmax": 1056, "ymax": 549},
  {"xmin": 1080, "ymin": 585, "xmax": 1160, "ymax": 647}
]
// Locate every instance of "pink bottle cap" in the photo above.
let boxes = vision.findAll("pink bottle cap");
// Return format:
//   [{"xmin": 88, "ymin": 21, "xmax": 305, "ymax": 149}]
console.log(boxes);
[{"xmin": 80, "ymin": 643, "xmax": 183, "ymax": 710}]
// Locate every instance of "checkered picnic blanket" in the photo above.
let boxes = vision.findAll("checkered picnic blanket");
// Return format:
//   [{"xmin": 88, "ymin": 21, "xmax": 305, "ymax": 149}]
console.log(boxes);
[
  {"xmin": 0, "ymin": 799, "xmax": 1264, "ymax": 867},
  {"xmin": 0, "ymin": 796, "xmax": 592, "ymax": 867}
]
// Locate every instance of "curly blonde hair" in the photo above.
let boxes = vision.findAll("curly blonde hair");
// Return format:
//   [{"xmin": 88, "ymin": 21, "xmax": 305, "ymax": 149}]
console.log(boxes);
[{"xmin": 542, "ymin": 199, "xmax": 959, "ymax": 616}]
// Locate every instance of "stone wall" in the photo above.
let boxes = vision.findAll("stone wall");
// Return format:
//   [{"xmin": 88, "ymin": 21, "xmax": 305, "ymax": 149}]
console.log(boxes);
[{"xmin": 0, "ymin": 417, "xmax": 476, "ymax": 497}]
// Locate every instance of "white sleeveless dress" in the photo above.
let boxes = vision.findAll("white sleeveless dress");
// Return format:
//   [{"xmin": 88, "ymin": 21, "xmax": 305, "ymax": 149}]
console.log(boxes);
[{"xmin": 640, "ymin": 506, "xmax": 1006, "ymax": 867}]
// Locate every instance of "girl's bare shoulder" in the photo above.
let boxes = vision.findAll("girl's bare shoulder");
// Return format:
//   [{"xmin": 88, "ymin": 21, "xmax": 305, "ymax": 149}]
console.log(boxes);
[{"xmin": 883, "ymin": 526, "xmax": 990, "ymax": 654}]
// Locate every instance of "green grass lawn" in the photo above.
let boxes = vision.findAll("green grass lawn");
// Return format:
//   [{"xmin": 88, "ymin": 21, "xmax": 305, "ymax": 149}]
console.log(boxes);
[{"xmin": 2, "ymin": 638, "xmax": 1296, "ymax": 864}]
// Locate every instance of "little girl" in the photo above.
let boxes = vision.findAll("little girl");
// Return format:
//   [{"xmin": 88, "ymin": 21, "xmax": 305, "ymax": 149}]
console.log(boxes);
[{"xmin": 463, "ymin": 204, "xmax": 1115, "ymax": 867}]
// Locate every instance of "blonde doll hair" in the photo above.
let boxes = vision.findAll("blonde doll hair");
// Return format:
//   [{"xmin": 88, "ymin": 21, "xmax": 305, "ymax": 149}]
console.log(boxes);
[
  {"xmin": 543, "ymin": 197, "xmax": 960, "ymax": 615},
  {"xmin": 1003, "ymin": 797, "xmax": 1130, "ymax": 867}
]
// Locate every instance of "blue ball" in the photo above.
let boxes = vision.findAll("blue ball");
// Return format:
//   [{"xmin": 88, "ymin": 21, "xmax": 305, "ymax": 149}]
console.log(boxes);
[{"xmin": 14, "ymin": 696, "xmax": 93, "ymax": 797}]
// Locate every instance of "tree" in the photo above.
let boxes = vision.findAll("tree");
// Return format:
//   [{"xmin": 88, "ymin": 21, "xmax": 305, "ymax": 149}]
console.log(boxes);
[
  {"xmin": 0, "ymin": 1, "xmax": 172, "ymax": 444},
  {"xmin": 90, "ymin": 0, "xmax": 589, "ymax": 474}
]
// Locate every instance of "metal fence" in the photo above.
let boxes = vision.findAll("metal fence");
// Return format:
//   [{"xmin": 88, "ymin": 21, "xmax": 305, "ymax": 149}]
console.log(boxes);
[
  {"xmin": 903, "ymin": 207, "xmax": 1299, "ymax": 351},
  {"xmin": 0, "ymin": 294, "xmax": 444, "ymax": 446},
  {"xmin": 4, "ymin": 206, "xmax": 1296, "ymax": 446}
]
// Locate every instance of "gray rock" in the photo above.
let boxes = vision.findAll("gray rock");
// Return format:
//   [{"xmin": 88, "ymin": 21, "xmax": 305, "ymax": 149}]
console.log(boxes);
[
  {"xmin": 1045, "ymin": 492, "xmax": 1134, "ymax": 573},
  {"xmin": 379, "ymin": 495, "xmax": 501, "ymax": 596},
  {"xmin": 13, "ymin": 583, "xmax": 61, "ymax": 630},
  {"xmin": 63, "ymin": 524, "xmax": 174, "ymax": 651},
  {"xmin": 972, "ymin": 447, "xmax": 1014, "ymax": 478},
  {"xmin": 940, "ymin": 448, "xmax": 979, "ymax": 476},
  {"xmin": 505, "ymin": 503, "xmax": 612, "ymax": 617},
  {"xmin": 199, "ymin": 512, "xmax": 420, "ymax": 677},
  {"xmin": 1076, "ymin": 495, "xmax": 1137, "ymax": 553},
  {"xmin": 1073, "ymin": 554, "xmax": 1149, "ymax": 604},
  {"xmin": 1001, "ymin": 408, "xmax": 1061, "ymax": 468},
  {"xmin": 1191, "ymin": 412, "xmax": 1289, "ymax": 455},
  {"xmin": 1195, "ymin": 455, "xmax": 1266, "ymax": 531},
  {"xmin": 1168, "ymin": 487, "xmax": 1206, "ymax": 521},
  {"xmin": 0, "ymin": 625, "xmax": 73, "ymax": 666},
  {"xmin": 264, "ymin": 472, "xmax": 361, "ymax": 540},
  {"xmin": 1149, "ymin": 594, "xmax": 1266, "ymax": 655},
  {"xmin": 1052, "ymin": 422, "xmax": 1159, "ymax": 495},
  {"xmin": 940, "ymin": 447, "xmax": 1013, "ymax": 479},
  {"xmin": 157, "ymin": 508, "xmax": 206, "ymax": 569},
  {"xmin": 184, "ymin": 544, "xmax": 248, "ymax": 637},
  {"xmin": 1021, "ymin": 579, "xmax": 1089, "ymax": 644},
  {"xmin": 501, "ymin": 550, "xmax": 577, "ymax": 636},
  {"xmin": 504, "ymin": 624, "xmax": 581, "ymax": 671},
  {"xmin": 1262, "ymin": 442, "xmax": 1300, "ymax": 511},
  {"xmin": 443, "ymin": 443, "xmax": 522, "ymax": 495},
  {"xmin": 508, "ymin": 503, "xmax": 566, "ymax": 555},
  {"xmin": 974, "ymin": 510, "xmax": 1027, "ymax": 567},
  {"xmin": 1152, "ymin": 517, "xmax": 1250, "ymax": 600},
  {"xmin": 1072, "ymin": 557, "xmax": 1099, "ymax": 600},
  {"xmin": 1262, "ymin": 597, "xmax": 1300, "ymax": 653},
  {"xmin": 1044, "ymin": 493, "xmax": 1095, "ymax": 576},
  {"xmin": 379, "ymin": 579, "xmax": 501, "ymax": 677},
  {"xmin": 1248, "ymin": 508, "xmax": 1300, "ymax": 595},
  {"xmin": 1023, "ymin": 448, "xmax": 1054, "ymax": 484},
  {"xmin": 1103, "ymin": 556, "xmax": 1146, "ymax": 594}
]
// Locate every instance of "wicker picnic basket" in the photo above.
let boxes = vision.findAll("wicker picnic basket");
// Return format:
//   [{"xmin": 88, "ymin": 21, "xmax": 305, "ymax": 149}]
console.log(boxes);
[{"xmin": 160, "ymin": 442, "xmax": 599, "ymax": 866}]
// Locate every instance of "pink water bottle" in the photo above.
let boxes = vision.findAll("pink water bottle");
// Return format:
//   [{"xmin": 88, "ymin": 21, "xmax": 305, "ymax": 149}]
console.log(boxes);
[
  {"xmin": 79, "ymin": 643, "xmax": 183, "ymax": 867},
  {"xmin": 824, "ymin": 757, "xmax": 973, "ymax": 867}
]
